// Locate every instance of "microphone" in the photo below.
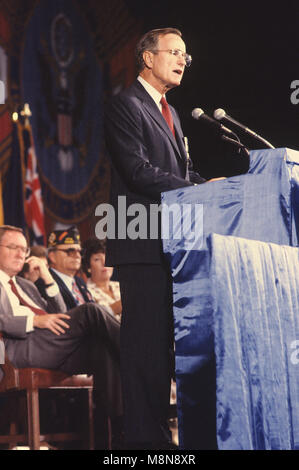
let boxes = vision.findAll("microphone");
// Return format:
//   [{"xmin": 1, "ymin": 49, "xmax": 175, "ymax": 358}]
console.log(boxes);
[
  {"xmin": 192, "ymin": 108, "xmax": 235, "ymax": 137},
  {"xmin": 213, "ymin": 108, "xmax": 275, "ymax": 149}
]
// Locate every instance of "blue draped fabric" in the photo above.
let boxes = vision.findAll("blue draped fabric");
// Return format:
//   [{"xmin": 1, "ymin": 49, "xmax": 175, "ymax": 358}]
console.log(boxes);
[
  {"xmin": 209, "ymin": 234, "xmax": 299, "ymax": 450},
  {"xmin": 161, "ymin": 148, "xmax": 299, "ymax": 449}
]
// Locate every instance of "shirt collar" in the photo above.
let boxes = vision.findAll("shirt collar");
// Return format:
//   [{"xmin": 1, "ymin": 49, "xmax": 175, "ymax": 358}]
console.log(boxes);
[
  {"xmin": 137, "ymin": 75, "xmax": 164, "ymax": 109},
  {"xmin": 0, "ymin": 269, "xmax": 14, "ymax": 284},
  {"xmin": 51, "ymin": 268, "xmax": 74, "ymax": 286}
]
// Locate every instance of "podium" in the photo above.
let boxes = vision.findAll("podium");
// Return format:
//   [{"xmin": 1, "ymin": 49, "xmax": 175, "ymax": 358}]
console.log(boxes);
[{"xmin": 161, "ymin": 148, "xmax": 299, "ymax": 450}]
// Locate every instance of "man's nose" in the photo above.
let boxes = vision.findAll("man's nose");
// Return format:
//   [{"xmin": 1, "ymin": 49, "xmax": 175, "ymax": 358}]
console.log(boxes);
[
  {"xmin": 15, "ymin": 247, "xmax": 26, "ymax": 256},
  {"xmin": 177, "ymin": 54, "xmax": 185, "ymax": 66}
]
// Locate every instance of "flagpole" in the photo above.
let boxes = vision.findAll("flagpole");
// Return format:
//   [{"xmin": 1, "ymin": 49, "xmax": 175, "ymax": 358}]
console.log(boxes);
[{"xmin": 12, "ymin": 110, "xmax": 28, "ymax": 240}]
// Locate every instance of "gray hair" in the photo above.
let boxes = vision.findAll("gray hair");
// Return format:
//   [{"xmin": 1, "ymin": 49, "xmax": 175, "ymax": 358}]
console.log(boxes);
[{"xmin": 135, "ymin": 28, "xmax": 182, "ymax": 74}]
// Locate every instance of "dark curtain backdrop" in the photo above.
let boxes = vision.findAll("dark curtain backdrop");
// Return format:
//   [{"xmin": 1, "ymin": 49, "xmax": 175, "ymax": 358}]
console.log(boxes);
[{"xmin": 125, "ymin": 0, "xmax": 299, "ymax": 179}]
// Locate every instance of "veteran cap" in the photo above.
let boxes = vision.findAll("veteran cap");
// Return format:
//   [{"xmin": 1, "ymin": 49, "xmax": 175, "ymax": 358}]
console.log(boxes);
[{"xmin": 47, "ymin": 226, "xmax": 81, "ymax": 247}]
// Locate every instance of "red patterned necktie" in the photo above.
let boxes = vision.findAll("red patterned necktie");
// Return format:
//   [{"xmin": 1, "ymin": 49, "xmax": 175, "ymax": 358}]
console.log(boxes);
[
  {"xmin": 9, "ymin": 279, "xmax": 46, "ymax": 315},
  {"xmin": 160, "ymin": 96, "xmax": 175, "ymax": 137},
  {"xmin": 71, "ymin": 279, "xmax": 85, "ymax": 305}
]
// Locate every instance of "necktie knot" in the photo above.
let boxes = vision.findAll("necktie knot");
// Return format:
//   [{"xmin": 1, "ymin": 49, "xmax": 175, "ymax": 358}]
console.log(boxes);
[{"xmin": 160, "ymin": 97, "xmax": 175, "ymax": 137}]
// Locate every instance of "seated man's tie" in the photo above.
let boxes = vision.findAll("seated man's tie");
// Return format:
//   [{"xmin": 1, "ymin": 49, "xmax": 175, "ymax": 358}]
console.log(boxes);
[
  {"xmin": 71, "ymin": 279, "xmax": 85, "ymax": 305},
  {"xmin": 9, "ymin": 279, "xmax": 46, "ymax": 315}
]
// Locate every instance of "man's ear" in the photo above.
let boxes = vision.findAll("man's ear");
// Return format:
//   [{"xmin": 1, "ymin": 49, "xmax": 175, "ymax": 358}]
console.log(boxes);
[
  {"xmin": 143, "ymin": 50, "xmax": 153, "ymax": 69},
  {"xmin": 47, "ymin": 250, "xmax": 55, "ymax": 266}
]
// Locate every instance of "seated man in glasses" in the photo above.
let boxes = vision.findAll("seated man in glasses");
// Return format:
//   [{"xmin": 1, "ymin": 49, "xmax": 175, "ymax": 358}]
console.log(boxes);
[
  {"xmin": 0, "ymin": 224, "xmax": 122, "ymax": 448},
  {"xmin": 42, "ymin": 227, "xmax": 94, "ymax": 310},
  {"xmin": 19, "ymin": 245, "xmax": 49, "ymax": 283}
]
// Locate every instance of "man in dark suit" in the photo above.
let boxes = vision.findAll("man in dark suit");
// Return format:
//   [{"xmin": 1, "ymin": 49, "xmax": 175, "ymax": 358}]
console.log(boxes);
[
  {"xmin": 45, "ymin": 227, "xmax": 94, "ymax": 309},
  {"xmin": 0, "ymin": 225, "xmax": 121, "ymax": 445},
  {"xmin": 105, "ymin": 28, "xmax": 223, "ymax": 449}
]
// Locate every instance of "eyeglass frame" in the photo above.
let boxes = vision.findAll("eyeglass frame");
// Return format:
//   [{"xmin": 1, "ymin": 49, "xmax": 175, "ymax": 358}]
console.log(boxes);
[
  {"xmin": 52, "ymin": 247, "xmax": 84, "ymax": 257},
  {"xmin": 0, "ymin": 244, "xmax": 30, "ymax": 256},
  {"xmin": 149, "ymin": 49, "xmax": 192, "ymax": 67}
]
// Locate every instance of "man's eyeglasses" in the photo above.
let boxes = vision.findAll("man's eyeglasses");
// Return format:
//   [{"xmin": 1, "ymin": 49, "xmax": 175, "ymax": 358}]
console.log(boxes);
[
  {"xmin": 54, "ymin": 248, "xmax": 84, "ymax": 257},
  {"xmin": 0, "ymin": 244, "xmax": 30, "ymax": 256},
  {"xmin": 150, "ymin": 49, "xmax": 192, "ymax": 67}
]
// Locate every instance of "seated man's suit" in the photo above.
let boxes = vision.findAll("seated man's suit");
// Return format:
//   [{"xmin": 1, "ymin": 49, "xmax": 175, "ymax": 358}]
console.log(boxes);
[{"xmin": 0, "ymin": 274, "xmax": 121, "ymax": 418}]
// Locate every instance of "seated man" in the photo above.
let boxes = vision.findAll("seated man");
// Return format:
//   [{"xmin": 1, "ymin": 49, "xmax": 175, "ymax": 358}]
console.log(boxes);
[
  {"xmin": 0, "ymin": 225, "xmax": 121, "ymax": 447},
  {"xmin": 19, "ymin": 245, "xmax": 49, "ymax": 283},
  {"xmin": 43, "ymin": 227, "xmax": 94, "ymax": 310}
]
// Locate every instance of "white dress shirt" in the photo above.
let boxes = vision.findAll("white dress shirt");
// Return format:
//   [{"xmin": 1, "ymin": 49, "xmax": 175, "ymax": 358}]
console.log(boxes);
[
  {"xmin": 137, "ymin": 75, "xmax": 164, "ymax": 113},
  {"xmin": 0, "ymin": 269, "xmax": 59, "ymax": 332},
  {"xmin": 51, "ymin": 268, "xmax": 74, "ymax": 293}
]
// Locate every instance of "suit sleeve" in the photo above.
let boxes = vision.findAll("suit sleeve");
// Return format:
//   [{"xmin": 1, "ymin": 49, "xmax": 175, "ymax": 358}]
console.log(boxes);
[
  {"xmin": 17, "ymin": 277, "xmax": 67, "ymax": 314},
  {"xmin": 0, "ymin": 314, "xmax": 28, "ymax": 339},
  {"xmin": 105, "ymin": 95, "xmax": 197, "ymax": 201},
  {"xmin": 188, "ymin": 160, "xmax": 206, "ymax": 184},
  {"xmin": 44, "ymin": 291, "xmax": 67, "ymax": 313},
  {"xmin": 0, "ymin": 279, "xmax": 67, "ymax": 339}
]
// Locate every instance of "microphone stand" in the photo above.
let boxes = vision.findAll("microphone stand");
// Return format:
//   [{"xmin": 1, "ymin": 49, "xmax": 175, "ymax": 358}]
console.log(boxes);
[
  {"xmin": 221, "ymin": 134, "xmax": 250, "ymax": 158},
  {"xmin": 245, "ymin": 132, "xmax": 275, "ymax": 150},
  {"xmin": 220, "ymin": 114, "xmax": 275, "ymax": 149}
]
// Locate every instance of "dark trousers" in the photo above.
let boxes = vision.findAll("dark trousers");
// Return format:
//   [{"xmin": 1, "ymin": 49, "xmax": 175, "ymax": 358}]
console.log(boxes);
[
  {"xmin": 117, "ymin": 263, "xmax": 174, "ymax": 446},
  {"xmin": 7, "ymin": 303, "xmax": 122, "ymax": 419}
]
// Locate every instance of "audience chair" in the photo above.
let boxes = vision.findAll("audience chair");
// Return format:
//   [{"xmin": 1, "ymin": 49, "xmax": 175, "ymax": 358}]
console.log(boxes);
[{"xmin": 0, "ymin": 348, "xmax": 95, "ymax": 450}]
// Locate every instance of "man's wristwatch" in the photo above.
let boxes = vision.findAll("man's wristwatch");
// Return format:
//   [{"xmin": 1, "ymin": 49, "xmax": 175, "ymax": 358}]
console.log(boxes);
[{"xmin": 44, "ymin": 282, "xmax": 55, "ymax": 288}]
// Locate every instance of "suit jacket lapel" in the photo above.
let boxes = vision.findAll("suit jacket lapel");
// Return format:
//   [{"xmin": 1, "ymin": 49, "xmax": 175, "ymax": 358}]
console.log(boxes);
[
  {"xmin": 50, "ymin": 269, "xmax": 76, "ymax": 308},
  {"xmin": 75, "ymin": 276, "xmax": 93, "ymax": 302},
  {"xmin": 172, "ymin": 111, "xmax": 188, "ymax": 161},
  {"xmin": 15, "ymin": 277, "xmax": 46, "ymax": 309},
  {"xmin": 0, "ymin": 278, "xmax": 44, "ymax": 317},
  {"xmin": 134, "ymin": 81, "xmax": 187, "ymax": 162}
]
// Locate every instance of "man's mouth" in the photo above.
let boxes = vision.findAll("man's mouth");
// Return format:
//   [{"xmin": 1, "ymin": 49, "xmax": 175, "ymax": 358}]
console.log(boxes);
[{"xmin": 173, "ymin": 69, "xmax": 183, "ymax": 76}]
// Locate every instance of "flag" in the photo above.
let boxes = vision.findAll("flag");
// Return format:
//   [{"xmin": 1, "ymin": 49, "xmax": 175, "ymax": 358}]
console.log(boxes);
[{"xmin": 24, "ymin": 129, "xmax": 46, "ymax": 245}]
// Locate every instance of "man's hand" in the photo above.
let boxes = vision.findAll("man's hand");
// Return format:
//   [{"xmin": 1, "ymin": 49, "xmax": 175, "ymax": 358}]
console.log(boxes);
[
  {"xmin": 26, "ymin": 256, "xmax": 55, "ymax": 285},
  {"xmin": 33, "ymin": 313, "xmax": 71, "ymax": 336}
]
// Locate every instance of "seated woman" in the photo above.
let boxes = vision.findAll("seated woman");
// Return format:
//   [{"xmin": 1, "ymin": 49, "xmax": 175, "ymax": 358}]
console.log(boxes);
[{"xmin": 82, "ymin": 238, "xmax": 122, "ymax": 320}]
